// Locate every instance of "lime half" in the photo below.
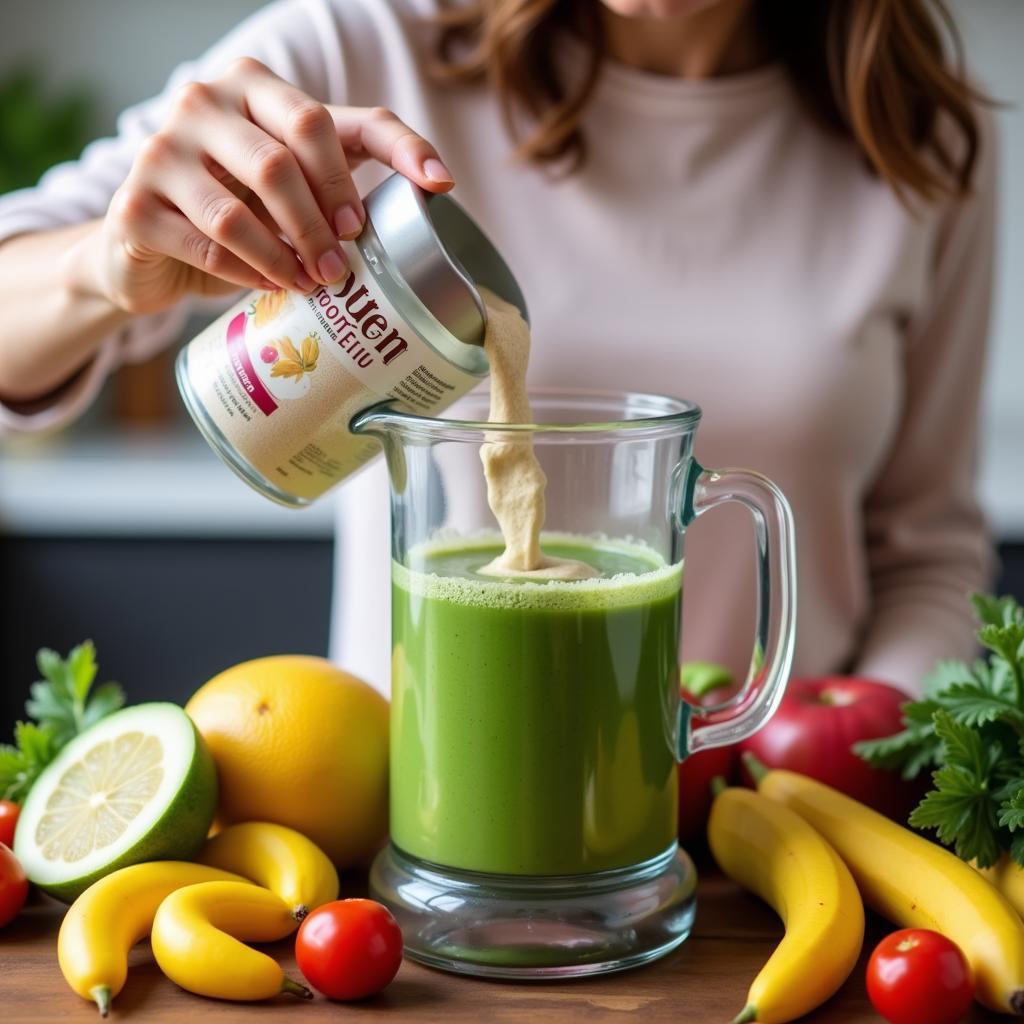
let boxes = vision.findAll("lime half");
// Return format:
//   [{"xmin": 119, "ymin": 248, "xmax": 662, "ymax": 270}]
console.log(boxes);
[{"xmin": 14, "ymin": 703, "xmax": 217, "ymax": 901}]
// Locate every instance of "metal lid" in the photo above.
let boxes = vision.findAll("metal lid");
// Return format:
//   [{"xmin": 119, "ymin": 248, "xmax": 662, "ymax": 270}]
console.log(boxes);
[{"xmin": 362, "ymin": 173, "xmax": 529, "ymax": 347}]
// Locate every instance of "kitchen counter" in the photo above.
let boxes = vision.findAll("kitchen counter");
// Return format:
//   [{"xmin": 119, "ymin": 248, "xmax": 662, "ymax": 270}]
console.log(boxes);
[
  {"xmin": 0, "ymin": 429, "xmax": 336, "ymax": 539},
  {"xmin": 1, "ymin": 414, "xmax": 1022, "ymax": 539},
  {"xmin": 3, "ymin": 867, "xmax": 1003, "ymax": 1023}
]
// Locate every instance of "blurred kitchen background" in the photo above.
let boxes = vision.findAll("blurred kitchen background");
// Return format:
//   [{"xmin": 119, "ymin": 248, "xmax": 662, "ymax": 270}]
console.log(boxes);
[{"xmin": 0, "ymin": 0, "xmax": 1021, "ymax": 722}]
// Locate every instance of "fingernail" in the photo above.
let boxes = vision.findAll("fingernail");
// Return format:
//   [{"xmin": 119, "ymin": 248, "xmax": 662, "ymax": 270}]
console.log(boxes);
[
  {"xmin": 334, "ymin": 204, "xmax": 363, "ymax": 239},
  {"xmin": 258, "ymin": 277, "xmax": 278, "ymax": 291},
  {"xmin": 294, "ymin": 270, "xmax": 317, "ymax": 293},
  {"xmin": 423, "ymin": 158, "xmax": 454, "ymax": 184},
  {"xmin": 317, "ymin": 248, "xmax": 348, "ymax": 284}
]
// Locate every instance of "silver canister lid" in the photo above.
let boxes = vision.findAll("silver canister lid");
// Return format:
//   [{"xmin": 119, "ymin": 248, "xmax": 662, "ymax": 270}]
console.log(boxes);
[{"xmin": 361, "ymin": 173, "xmax": 528, "ymax": 350}]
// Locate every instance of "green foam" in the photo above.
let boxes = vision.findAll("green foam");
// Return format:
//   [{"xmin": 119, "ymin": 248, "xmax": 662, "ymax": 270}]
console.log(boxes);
[{"xmin": 393, "ymin": 534, "xmax": 683, "ymax": 611}]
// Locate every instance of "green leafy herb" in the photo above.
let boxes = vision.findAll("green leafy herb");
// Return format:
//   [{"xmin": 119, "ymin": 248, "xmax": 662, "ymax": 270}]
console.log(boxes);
[
  {"xmin": 856, "ymin": 594, "xmax": 1024, "ymax": 868},
  {"xmin": 27, "ymin": 641, "xmax": 124, "ymax": 746},
  {"xmin": 0, "ymin": 641, "xmax": 123, "ymax": 802},
  {"xmin": 0, "ymin": 722, "xmax": 59, "ymax": 805}
]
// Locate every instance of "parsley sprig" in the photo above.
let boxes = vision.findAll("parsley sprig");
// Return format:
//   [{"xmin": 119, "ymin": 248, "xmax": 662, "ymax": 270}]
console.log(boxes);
[
  {"xmin": 0, "ymin": 641, "xmax": 124, "ymax": 802},
  {"xmin": 856, "ymin": 595, "xmax": 1024, "ymax": 868}
]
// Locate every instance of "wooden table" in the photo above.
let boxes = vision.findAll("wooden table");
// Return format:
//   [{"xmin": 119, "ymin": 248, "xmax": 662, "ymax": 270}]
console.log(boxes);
[{"xmin": 2, "ymin": 865, "xmax": 1001, "ymax": 1023}]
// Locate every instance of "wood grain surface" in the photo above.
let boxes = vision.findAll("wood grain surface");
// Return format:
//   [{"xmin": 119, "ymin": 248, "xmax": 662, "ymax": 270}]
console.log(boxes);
[{"xmin": 0, "ymin": 866, "xmax": 1001, "ymax": 1023}]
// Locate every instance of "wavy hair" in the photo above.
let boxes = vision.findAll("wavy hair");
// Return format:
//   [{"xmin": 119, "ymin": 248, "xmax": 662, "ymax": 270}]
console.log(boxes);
[{"xmin": 434, "ymin": 0, "xmax": 989, "ymax": 202}]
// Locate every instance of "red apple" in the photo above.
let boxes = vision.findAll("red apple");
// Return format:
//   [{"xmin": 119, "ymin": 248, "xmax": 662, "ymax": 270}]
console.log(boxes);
[
  {"xmin": 738, "ymin": 677, "xmax": 916, "ymax": 819},
  {"xmin": 678, "ymin": 663, "xmax": 739, "ymax": 844}
]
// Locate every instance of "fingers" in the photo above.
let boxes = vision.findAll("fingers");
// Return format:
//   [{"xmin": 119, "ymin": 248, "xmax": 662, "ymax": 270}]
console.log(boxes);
[
  {"xmin": 327, "ymin": 105, "xmax": 455, "ymax": 193},
  {"xmin": 194, "ymin": 112, "xmax": 350, "ymax": 286},
  {"xmin": 149, "ymin": 150, "xmax": 316, "ymax": 293},
  {"xmin": 163, "ymin": 74, "xmax": 346, "ymax": 289},
  {"xmin": 244, "ymin": 192, "xmax": 285, "ymax": 235},
  {"xmin": 242, "ymin": 75, "xmax": 366, "ymax": 241},
  {"xmin": 119, "ymin": 56, "xmax": 457, "ymax": 304},
  {"xmin": 203, "ymin": 166, "xmax": 282, "ymax": 235},
  {"xmin": 109, "ymin": 187, "xmax": 276, "ymax": 292},
  {"xmin": 221, "ymin": 58, "xmax": 454, "ymax": 198}
]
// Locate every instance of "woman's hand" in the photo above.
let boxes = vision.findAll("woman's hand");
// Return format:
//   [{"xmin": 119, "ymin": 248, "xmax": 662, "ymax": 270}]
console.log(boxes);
[{"xmin": 87, "ymin": 57, "xmax": 454, "ymax": 315}]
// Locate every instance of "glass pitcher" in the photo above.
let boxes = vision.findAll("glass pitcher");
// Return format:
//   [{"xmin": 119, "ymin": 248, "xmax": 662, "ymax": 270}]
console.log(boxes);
[{"xmin": 352, "ymin": 388, "xmax": 797, "ymax": 978}]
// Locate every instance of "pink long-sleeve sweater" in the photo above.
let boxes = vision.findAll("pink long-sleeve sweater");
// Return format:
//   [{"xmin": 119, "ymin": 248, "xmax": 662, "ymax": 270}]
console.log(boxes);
[{"xmin": 0, "ymin": 0, "xmax": 996, "ymax": 695}]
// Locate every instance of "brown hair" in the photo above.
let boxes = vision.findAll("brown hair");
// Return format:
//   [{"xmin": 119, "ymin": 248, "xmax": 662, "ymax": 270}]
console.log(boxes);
[{"xmin": 435, "ymin": 0, "xmax": 989, "ymax": 202}]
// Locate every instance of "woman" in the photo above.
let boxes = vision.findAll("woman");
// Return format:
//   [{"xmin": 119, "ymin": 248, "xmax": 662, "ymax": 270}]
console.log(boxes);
[{"xmin": 0, "ymin": 0, "xmax": 995, "ymax": 695}]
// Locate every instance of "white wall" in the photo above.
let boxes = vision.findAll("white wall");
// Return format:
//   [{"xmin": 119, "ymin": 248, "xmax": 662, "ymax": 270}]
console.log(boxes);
[
  {"xmin": 0, "ymin": 0, "xmax": 262, "ymax": 133},
  {"xmin": 2, "ymin": 0, "xmax": 1021, "ymax": 521},
  {"xmin": 952, "ymin": 0, "xmax": 1024, "ymax": 427}
]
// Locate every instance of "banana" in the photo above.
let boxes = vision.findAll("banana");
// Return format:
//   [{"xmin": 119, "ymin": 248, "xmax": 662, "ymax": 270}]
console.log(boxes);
[
  {"xmin": 197, "ymin": 820, "xmax": 339, "ymax": 920},
  {"xmin": 708, "ymin": 782, "xmax": 864, "ymax": 1023},
  {"xmin": 751, "ymin": 760, "xmax": 1024, "ymax": 1015},
  {"xmin": 976, "ymin": 857, "xmax": 1024, "ymax": 922},
  {"xmin": 151, "ymin": 880, "xmax": 312, "ymax": 1002},
  {"xmin": 57, "ymin": 861, "xmax": 249, "ymax": 1016}
]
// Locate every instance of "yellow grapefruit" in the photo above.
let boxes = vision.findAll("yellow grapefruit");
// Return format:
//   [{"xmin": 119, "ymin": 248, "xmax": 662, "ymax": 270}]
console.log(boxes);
[{"xmin": 185, "ymin": 656, "xmax": 388, "ymax": 867}]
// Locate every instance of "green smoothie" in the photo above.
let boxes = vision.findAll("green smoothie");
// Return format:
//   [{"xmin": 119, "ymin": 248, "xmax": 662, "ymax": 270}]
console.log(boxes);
[{"xmin": 390, "ymin": 535, "xmax": 683, "ymax": 876}]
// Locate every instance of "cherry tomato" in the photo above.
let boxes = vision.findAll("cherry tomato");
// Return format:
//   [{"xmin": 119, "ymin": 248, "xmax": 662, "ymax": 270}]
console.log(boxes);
[
  {"xmin": 867, "ymin": 928, "xmax": 974, "ymax": 1024},
  {"xmin": 0, "ymin": 800, "xmax": 19, "ymax": 849},
  {"xmin": 0, "ymin": 843, "xmax": 28, "ymax": 927},
  {"xmin": 295, "ymin": 899, "xmax": 403, "ymax": 1000}
]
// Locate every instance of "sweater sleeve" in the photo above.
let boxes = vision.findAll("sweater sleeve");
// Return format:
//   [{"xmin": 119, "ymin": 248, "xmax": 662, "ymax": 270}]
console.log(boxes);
[
  {"xmin": 0, "ymin": 0, "xmax": 343, "ymax": 435},
  {"xmin": 854, "ymin": 118, "xmax": 999, "ymax": 694}
]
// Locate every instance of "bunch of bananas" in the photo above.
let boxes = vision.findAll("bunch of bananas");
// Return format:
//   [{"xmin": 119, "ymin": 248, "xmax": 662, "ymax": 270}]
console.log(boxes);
[
  {"xmin": 58, "ymin": 821, "xmax": 339, "ymax": 1014},
  {"xmin": 711, "ymin": 759, "xmax": 1024, "ymax": 1022}
]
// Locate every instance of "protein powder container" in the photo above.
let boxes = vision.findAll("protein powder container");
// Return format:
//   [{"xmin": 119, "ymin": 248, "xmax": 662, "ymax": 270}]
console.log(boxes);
[{"xmin": 176, "ymin": 172, "xmax": 527, "ymax": 506}]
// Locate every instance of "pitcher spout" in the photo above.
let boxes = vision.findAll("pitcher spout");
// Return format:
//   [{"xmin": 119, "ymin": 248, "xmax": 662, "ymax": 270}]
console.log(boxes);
[{"xmin": 350, "ymin": 400, "xmax": 402, "ymax": 439}]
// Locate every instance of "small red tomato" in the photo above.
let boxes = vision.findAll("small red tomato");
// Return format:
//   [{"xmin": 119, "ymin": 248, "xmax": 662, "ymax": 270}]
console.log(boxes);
[
  {"xmin": 295, "ymin": 899, "xmax": 403, "ymax": 1000},
  {"xmin": 867, "ymin": 928, "xmax": 974, "ymax": 1024},
  {"xmin": 259, "ymin": 345, "xmax": 279, "ymax": 364},
  {"xmin": 0, "ymin": 800, "xmax": 19, "ymax": 849},
  {"xmin": 0, "ymin": 843, "xmax": 28, "ymax": 927}
]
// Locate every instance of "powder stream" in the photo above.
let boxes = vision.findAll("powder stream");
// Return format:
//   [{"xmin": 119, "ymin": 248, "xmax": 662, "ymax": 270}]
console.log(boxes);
[{"xmin": 477, "ymin": 290, "xmax": 597, "ymax": 580}]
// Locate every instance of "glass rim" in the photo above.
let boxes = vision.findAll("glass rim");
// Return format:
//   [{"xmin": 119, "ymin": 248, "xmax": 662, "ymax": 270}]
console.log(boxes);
[{"xmin": 352, "ymin": 387, "xmax": 702, "ymax": 438}]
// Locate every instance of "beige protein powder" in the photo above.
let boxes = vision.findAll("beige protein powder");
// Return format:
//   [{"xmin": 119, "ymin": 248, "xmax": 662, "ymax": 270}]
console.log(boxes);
[{"xmin": 478, "ymin": 289, "xmax": 597, "ymax": 581}]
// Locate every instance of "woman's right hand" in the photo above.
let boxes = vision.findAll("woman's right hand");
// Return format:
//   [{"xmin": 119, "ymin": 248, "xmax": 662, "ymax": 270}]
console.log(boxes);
[{"xmin": 89, "ymin": 57, "xmax": 455, "ymax": 315}]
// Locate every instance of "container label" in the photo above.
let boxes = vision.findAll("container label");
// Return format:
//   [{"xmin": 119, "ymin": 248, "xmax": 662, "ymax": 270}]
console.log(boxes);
[
  {"xmin": 182, "ymin": 241, "xmax": 484, "ymax": 502},
  {"xmin": 226, "ymin": 312, "xmax": 278, "ymax": 415}
]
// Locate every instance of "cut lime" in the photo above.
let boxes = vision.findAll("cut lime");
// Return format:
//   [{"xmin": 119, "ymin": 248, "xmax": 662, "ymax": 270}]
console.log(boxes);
[{"xmin": 14, "ymin": 703, "xmax": 217, "ymax": 901}]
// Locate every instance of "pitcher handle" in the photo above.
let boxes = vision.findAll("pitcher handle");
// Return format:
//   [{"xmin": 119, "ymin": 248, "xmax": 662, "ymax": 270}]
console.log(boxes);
[{"xmin": 675, "ymin": 461, "xmax": 797, "ymax": 760}]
